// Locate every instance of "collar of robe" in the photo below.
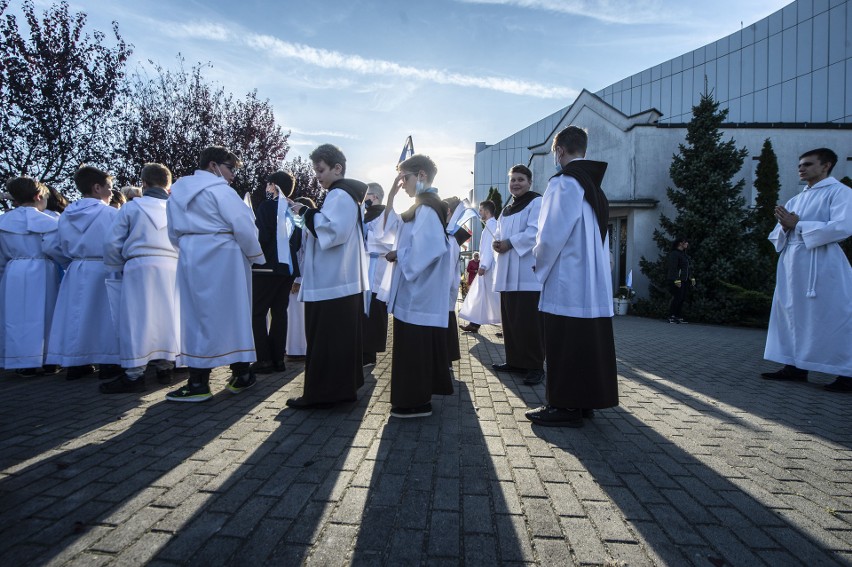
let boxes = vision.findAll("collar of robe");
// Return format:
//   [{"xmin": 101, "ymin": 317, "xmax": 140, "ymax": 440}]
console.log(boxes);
[
  {"xmin": 363, "ymin": 204, "xmax": 386, "ymax": 224},
  {"xmin": 326, "ymin": 178, "xmax": 369, "ymax": 209},
  {"xmin": 401, "ymin": 191, "xmax": 447, "ymax": 232},
  {"xmin": 501, "ymin": 191, "xmax": 542, "ymax": 217},
  {"xmin": 142, "ymin": 187, "xmax": 169, "ymax": 200},
  {"xmin": 551, "ymin": 159, "xmax": 609, "ymax": 244}
]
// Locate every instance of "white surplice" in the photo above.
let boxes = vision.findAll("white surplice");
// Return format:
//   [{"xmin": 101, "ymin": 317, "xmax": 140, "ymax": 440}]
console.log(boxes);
[
  {"xmin": 298, "ymin": 188, "xmax": 369, "ymax": 302},
  {"xmin": 286, "ymin": 229, "xmax": 307, "ymax": 356},
  {"xmin": 45, "ymin": 198, "xmax": 120, "ymax": 365},
  {"xmin": 386, "ymin": 204, "xmax": 451, "ymax": 328},
  {"xmin": 494, "ymin": 196, "xmax": 543, "ymax": 293},
  {"xmin": 764, "ymin": 176, "xmax": 852, "ymax": 376},
  {"xmin": 0, "ymin": 208, "xmax": 61, "ymax": 368},
  {"xmin": 167, "ymin": 170, "xmax": 265, "ymax": 368},
  {"xmin": 534, "ymin": 169, "xmax": 613, "ymax": 318},
  {"xmin": 459, "ymin": 217, "xmax": 501, "ymax": 325},
  {"xmin": 364, "ymin": 210, "xmax": 394, "ymax": 293},
  {"xmin": 104, "ymin": 195, "xmax": 180, "ymax": 368}
]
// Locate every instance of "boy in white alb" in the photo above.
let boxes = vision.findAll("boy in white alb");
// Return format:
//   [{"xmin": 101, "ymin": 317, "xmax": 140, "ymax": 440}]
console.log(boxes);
[
  {"xmin": 0, "ymin": 177, "xmax": 62, "ymax": 374},
  {"xmin": 45, "ymin": 166, "xmax": 120, "ymax": 380},
  {"xmin": 166, "ymin": 146, "xmax": 265, "ymax": 402},
  {"xmin": 101, "ymin": 163, "xmax": 180, "ymax": 394}
]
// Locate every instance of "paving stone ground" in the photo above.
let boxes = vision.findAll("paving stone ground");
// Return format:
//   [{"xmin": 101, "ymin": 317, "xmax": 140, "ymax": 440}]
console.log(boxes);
[{"xmin": 1, "ymin": 315, "xmax": 850, "ymax": 566}]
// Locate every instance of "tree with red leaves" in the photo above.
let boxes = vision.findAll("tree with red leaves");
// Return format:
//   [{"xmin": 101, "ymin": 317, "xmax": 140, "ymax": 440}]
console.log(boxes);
[{"xmin": 0, "ymin": 0, "xmax": 131, "ymax": 208}]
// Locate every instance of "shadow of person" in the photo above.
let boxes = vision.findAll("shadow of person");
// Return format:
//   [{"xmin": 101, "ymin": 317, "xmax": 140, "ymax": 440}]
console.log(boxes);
[
  {"xmin": 526, "ymin": 401, "xmax": 846, "ymax": 564},
  {"xmin": 0, "ymin": 367, "xmax": 300, "ymax": 565}
]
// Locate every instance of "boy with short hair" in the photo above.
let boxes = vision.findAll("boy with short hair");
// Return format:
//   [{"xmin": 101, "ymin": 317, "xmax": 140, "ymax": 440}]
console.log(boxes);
[
  {"xmin": 45, "ymin": 165, "xmax": 121, "ymax": 379},
  {"xmin": 285, "ymin": 144, "xmax": 369, "ymax": 409},
  {"xmin": 166, "ymin": 146, "xmax": 265, "ymax": 402},
  {"xmin": 101, "ymin": 163, "xmax": 180, "ymax": 394},
  {"xmin": 0, "ymin": 177, "xmax": 62, "ymax": 374}
]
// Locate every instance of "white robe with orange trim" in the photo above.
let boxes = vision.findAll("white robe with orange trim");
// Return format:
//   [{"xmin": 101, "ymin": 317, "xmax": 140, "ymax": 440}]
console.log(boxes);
[{"xmin": 167, "ymin": 170, "xmax": 265, "ymax": 368}]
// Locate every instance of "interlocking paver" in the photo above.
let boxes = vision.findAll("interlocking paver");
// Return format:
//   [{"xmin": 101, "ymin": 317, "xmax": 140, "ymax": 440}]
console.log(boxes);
[{"xmin": 1, "ymin": 315, "xmax": 850, "ymax": 565}]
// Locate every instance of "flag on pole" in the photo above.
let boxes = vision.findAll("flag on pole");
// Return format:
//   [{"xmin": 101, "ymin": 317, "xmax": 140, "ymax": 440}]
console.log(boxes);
[{"xmin": 399, "ymin": 135, "xmax": 414, "ymax": 163}]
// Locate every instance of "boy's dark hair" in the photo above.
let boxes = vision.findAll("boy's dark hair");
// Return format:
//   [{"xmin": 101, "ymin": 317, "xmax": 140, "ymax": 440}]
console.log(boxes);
[
  {"xmin": 141, "ymin": 163, "xmax": 173, "ymax": 188},
  {"xmin": 198, "ymin": 146, "xmax": 242, "ymax": 170},
  {"xmin": 74, "ymin": 165, "xmax": 112, "ymax": 196},
  {"xmin": 110, "ymin": 189, "xmax": 126, "ymax": 207},
  {"xmin": 309, "ymin": 144, "xmax": 346, "ymax": 175},
  {"xmin": 46, "ymin": 185, "xmax": 68, "ymax": 213},
  {"xmin": 799, "ymin": 148, "xmax": 838, "ymax": 174},
  {"xmin": 398, "ymin": 154, "xmax": 437, "ymax": 183},
  {"xmin": 509, "ymin": 164, "xmax": 533, "ymax": 181},
  {"xmin": 268, "ymin": 171, "xmax": 295, "ymax": 197},
  {"xmin": 6, "ymin": 176, "xmax": 47, "ymax": 203},
  {"xmin": 479, "ymin": 200, "xmax": 496, "ymax": 217},
  {"xmin": 552, "ymin": 125, "xmax": 588, "ymax": 156}
]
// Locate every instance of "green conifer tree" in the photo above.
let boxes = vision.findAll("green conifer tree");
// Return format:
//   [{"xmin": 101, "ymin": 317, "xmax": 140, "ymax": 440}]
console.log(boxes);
[
  {"xmin": 639, "ymin": 91, "xmax": 755, "ymax": 323},
  {"xmin": 748, "ymin": 138, "xmax": 781, "ymax": 293}
]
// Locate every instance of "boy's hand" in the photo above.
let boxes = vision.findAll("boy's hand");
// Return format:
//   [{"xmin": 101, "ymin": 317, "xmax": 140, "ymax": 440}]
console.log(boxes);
[{"xmin": 386, "ymin": 250, "xmax": 398, "ymax": 262}]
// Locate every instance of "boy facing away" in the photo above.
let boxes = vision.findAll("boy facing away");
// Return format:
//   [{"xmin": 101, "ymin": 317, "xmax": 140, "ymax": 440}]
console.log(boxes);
[
  {"xmin": 101, "ymin": 163, "xmax": 181, "ymax": 394},
  {"xmin": 0, "ymin": 177, "xmax": 63, "ymax": 374},
  {"xmin": 45, "ymin": 166, "xmax": 121, "ymax": 380}
]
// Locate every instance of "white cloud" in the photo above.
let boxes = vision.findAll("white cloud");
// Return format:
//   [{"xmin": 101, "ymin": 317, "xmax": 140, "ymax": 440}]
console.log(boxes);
[
  {"xmin": 161, "ymin": 21, "xmax": 233, "ymax": 41},
  {"xmin": 288, "ymin": 127, "xmax": 360, "ymax": 140},
  {"xmin": 457, "ymin": 0, "xmax": 678, "ymax": 25},
  {"xmin": 244, "ymin": 34, "xmax": 576, "ymax": 100}
]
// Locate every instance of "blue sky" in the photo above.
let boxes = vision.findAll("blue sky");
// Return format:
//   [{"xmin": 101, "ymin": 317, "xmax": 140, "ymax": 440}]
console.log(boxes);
[{"xmin": 32, "ymin": 0, "xmax": 791, "ymax": 202}]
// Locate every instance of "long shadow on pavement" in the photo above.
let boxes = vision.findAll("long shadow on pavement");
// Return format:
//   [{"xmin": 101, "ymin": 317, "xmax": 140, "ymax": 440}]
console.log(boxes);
[
  {"xmin": 147, "ymin": 364, "xmax": 379, "ymax": 565},
  {"xmin": 0, "ymin": 368, "xmax": 298, "ymax": 565},
  {"xmin": 530, "ymin": 407, "xmax": 848, "ymax": 565},
  {"xmin": 349, "ymin": 379, "xmax": 528, "ymax": 564}
]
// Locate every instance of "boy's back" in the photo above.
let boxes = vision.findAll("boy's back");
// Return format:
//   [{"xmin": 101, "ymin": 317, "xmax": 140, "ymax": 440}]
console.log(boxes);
[
  {"xmin": 0, "ymin": 207, "xmax": 61, "ymax": 369},
  {"xmin": 45, "ymin": 198, "xmax": 120, "ymax": 367}
]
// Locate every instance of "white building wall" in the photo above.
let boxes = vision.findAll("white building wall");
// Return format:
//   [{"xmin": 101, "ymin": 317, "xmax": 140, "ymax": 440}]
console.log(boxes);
[{"xmin": 471, "ymin": 0, "xmax": 852, "ymax": 298}]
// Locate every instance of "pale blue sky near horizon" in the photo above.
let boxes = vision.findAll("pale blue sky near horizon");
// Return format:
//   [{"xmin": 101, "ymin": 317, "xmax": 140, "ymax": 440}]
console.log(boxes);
[{"xmin": 25, "ymin": 0, "xmax": 792, "ymax": 202}]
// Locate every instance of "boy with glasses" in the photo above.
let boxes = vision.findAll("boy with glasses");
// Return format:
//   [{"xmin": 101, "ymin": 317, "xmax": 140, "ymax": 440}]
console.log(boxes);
[{"xmin": 165, "ymin": 146, "xmax": 265, "ymax": 401}]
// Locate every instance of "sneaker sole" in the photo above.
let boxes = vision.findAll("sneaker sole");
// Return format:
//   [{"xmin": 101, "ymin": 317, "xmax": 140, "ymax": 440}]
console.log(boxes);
[
  {"xmin": 390, "ymin": 410, "xmax": 432, "ymax": 418},
  {"xmin": 165, "ymin": 394, "xmax": 212, "ymax": 402},
  {"xmin": 227, "ymin": 382, "xmax": 255, "ymax": 394},
  {"xmin": 526, "ymin": 417, "xmax": 583, "ymax": 428}
]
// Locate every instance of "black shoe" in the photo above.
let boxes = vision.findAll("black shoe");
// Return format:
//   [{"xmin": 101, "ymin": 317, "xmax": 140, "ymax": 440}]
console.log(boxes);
[
  {"xmin": 100, "ymin": 374, "xmax": 146, "ymax": 394},
  {"xmin": 227, "ymin": 371, "xmax": 256, "ymax": 394},
  {"xmin": 761, "ymin": 366, "xmax": 808, "ymax": 382},
  {"xmin": 15, "ymin": 368, "xmax": 42, "ymax": 377},
  {"xmin": 582, "ymin": 409, "xmax": 595, "ymax": 419},
  {"xmin": 156, "ymin": 368, "xmax": 173, "ymax": 385},
  {"xmin": 523, "ymin": 369, "xmax": 545, "ymax": 385},
  {"xmin": 496, "ymin": 331, "xmax": 503, "ymax": 338},
  {"xmin": 286, "ymin": 355, "xmax": 305, "ymax": 362},
  {"xmin": 286, "ymin": 397, "xmax": 335, "ymax": 409},
  {"xmin": 824, "ymin": 376, "xmax": 852, "ymax": 393},
  {"xmin": 165, "ymin": 381, "xmax": 212, "ymax": 402},
  {"xmin": 525, "ymin": 406, "xmax": 583, "ymax": 427},
  {"xmin": 390, "ymin": 403, "xmax": 433, "ymax": 418},
  {"xmin": 250, "ymin": 361, "xmax": 277, "ymax": 375},
  {"xmin": 492, "ymin": 362, "xmax": 524, "ymax": 373},
  {"xmin": 459, "ymin": 323, "xmax": 480, "ymax": 333},
  {"xmin": 274, "ymin": 360, "xmax": 286, "ymax": 372},
  {"xmin": 98, "ymin": 364, "xmax": 123, "ymax": 380},
  {"xmin": 65, "ymin": 365, "xmax": 96, "ymax": 380},
  {"xmin": 667, "ymin": 316, "xmax": 680, "ymax": 324},
  {"xmin": 41, "ymin": 364, "xmax": 61, "ymax": 375}
]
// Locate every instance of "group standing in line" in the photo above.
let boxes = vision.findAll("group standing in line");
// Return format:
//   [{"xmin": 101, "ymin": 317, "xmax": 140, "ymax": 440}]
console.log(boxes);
[{"xmin": 1, "ymin": 130, "xmax": 847, "ymax": 429}]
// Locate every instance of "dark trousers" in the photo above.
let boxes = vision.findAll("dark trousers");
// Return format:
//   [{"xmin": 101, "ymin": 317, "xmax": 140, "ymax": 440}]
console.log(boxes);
[
  {"xmin": 252, "ymin": 273, "xmax": 295, "ymax": 363},
  {"xmin": 668, "ymin": 283, "xmax": 687, "ymax": 317}
]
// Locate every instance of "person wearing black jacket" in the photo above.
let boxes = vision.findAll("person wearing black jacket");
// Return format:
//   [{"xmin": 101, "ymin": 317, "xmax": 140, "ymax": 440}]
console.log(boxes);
[
  {"xmin": 251, "ymin": 171, "xmax": 301, "ymax": 373},
  {"xmin": 666, "ymin": 236, "xmax": 695, "ymax": 324}
]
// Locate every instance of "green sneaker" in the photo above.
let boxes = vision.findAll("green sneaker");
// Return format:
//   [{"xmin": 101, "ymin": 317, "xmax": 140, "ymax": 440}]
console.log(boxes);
[
  {"xmin": 165, "ymin": 382, "xmax": 212, "ymax": 402},
  {"xmin": 226, "ymin": 372, "xmax": 256, "ymax": 394}
]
